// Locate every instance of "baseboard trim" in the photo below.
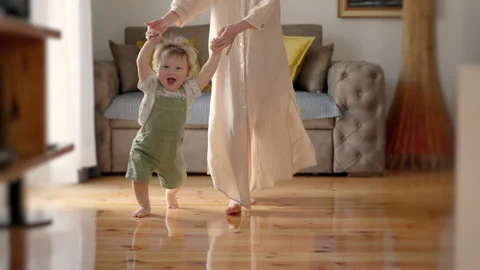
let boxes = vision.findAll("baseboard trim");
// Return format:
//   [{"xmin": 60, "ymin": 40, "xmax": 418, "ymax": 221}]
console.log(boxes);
[
  {"xmin": 347, "ymin": 172, "xmax": 384, "ymax": 178},
  {"xmin": 78, "ymin": 166, "xmax": 101, "ymax": 183}
]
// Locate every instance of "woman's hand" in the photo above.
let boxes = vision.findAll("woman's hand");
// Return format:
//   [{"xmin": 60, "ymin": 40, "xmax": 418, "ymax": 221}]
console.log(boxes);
[
  {"xmin": 144, "ymin": 18, "xmax": 169, "ymax": 34},
  {"xmin": 211, "ymin": 20, "xmax": 252, "ymax": 55},
  {"xmin": 211, "ymin": 25, "xmax": 239, "ymax": 55},
  {"xmin": 215, "ymin": 25, "xmax": 239, "ymax": 46},
  {"xmin": 144, "ymin": 12, "xmax": 180, "ymax": 35}
]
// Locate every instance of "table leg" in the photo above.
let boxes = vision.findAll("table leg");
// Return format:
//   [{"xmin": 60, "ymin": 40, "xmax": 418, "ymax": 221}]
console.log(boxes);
[{"xmin": 0, "ymin": 177, "xmax": 52, "ymax": 228}]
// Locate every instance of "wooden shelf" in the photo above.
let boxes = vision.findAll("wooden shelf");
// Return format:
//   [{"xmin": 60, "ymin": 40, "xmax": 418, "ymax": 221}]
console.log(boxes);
[
  {"xmin": 0, "ymin": 144, "xmax": 74, "ymax": 182},
  {"xmin": 0, "ymin": 16, "xmax": 61, "ymax": 39}
]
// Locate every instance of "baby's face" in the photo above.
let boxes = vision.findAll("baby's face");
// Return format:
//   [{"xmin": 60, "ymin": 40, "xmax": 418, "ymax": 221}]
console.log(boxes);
[{"xmin": 157, "ymin": 55, "xmax": 189, "ymax": 92}]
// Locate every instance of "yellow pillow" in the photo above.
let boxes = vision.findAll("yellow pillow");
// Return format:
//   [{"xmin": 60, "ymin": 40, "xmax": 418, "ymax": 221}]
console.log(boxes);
[
  {"xmin": 283, "ymin": 35, "xmax": 316, "ymax": 82},
  {"xmin": 136, "ymin": 39, "xmax": 211, "ymax": 90}
]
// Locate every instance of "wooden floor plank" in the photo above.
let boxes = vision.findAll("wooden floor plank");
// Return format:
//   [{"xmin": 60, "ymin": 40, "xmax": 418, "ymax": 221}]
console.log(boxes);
[{"xmin": 0, "ymin": 171, "xmax": 454, "ymax": 269}]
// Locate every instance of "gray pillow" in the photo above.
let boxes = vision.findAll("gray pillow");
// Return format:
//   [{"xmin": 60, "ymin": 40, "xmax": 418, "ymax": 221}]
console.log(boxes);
[
  {"xmin": 297, "ymin": 43, "xmax": 334, "ymax": 93},
  {"xmin": 109, "ymin": 40, "xmax": 140, "ymax": 93}
]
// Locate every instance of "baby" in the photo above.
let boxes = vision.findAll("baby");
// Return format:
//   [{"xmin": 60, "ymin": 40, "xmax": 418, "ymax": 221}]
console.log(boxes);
[{"xmin": 127, "ymin": 28, "xmax": 227, "ymax": 218}]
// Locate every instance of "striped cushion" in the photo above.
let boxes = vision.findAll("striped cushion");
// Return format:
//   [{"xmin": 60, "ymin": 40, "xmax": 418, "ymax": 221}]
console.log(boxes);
[{"xmin": 104, "ymin": 91, "xmax": 341, "ymax": 124}]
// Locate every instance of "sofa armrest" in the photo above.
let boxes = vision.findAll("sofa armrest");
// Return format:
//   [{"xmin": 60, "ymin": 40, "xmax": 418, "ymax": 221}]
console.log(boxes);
[
  {"xmin": 95, "ymin": 61, "xmax": 119, "ymax": 111},
  {"xmin": 327, "ymin": 61, "xmax": 386, "ymax": 175},
  {"xmin": 94, "ymin": 61, "xmax": 119, "ymax": 173}
]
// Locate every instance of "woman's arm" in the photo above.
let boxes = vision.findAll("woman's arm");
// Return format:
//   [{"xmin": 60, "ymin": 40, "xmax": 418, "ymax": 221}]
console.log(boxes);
[
  {"xmin": 170, "ymin": 0, "xmax": 212, "ymax": 27},
  {"xmin": 211, "ymin": 0, "xmax": 278, "ymax": 53},
  {"xmin": 145, "ymin": 0, "xmax": 212, "ymax": 32},
  {"xmin": 161, "ymin": 10, "xmax": 180, "ymax": 26},
  {"xmin": 243, "ymin": 0, "xmax": 278, "ymax": 30}
]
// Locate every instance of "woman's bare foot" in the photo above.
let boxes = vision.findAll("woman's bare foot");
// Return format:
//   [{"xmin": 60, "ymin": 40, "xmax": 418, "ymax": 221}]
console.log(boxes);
[
  {"xmin": 225, "ymin": 215, "xmax": 242, "ymax": 230},
  {"xmin": 131, "ymin": 207, "xmax": 151, "ymax": 218},
  {"xmin": 166, "ymin": 187, "xmax": 181, "ymax": 209},
  {"xmin": 225, "ymin": 198, "xmax": 256, "ymax": 215},
  {"xmin": 132, "ymin": 181, "xmax": 151, "ymax": 218},
  {"xmin": 225, "ymin": 200, "xmax": 242, "ymax": 215}
]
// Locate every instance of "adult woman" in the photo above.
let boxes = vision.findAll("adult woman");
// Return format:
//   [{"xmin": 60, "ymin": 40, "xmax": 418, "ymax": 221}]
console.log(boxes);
[{"xmin": 147, "ymin": 0, "xmax": 317, "ymax": 215}]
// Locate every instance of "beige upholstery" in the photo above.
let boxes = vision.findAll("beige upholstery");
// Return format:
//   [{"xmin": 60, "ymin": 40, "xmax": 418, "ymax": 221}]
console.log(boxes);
[
  {"xmin": 93, "ymin": 24, "xmax": 386, "ymax": 176},
  {"xmin": 94, "ymin": 61, "xmax": 118, "ymax": 173},
  {"xmin": 328, "ymin": 61, "xmax": 386, "ymax": 174},
  {"xmin": 109, "ymin": 128, "xmax": 333, "ymax": 173}
]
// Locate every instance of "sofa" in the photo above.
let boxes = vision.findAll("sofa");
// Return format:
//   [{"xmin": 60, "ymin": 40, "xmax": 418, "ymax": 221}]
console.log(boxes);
[{"xmin": 94, "ymin": 24, "xmax": 385, "ymax": 176}]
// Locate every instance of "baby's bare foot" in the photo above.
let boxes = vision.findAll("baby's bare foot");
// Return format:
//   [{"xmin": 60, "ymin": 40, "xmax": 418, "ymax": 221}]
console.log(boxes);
[
  {"xmin": 131, "ymin": 207, "xmax": 151, "ymax": 218},
  {"xmin": 131, "ymin": 182, "xmax": 151, "ymax": 218},
  {"xmin": 166, "ymin": 189, "xmax": 179, "ymax": 209}
]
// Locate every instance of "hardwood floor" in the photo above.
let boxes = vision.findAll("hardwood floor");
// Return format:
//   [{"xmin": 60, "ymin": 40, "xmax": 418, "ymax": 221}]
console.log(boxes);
[{"xmin": 0, "ymin": 171, "xmax": 454, "ymax": 269}]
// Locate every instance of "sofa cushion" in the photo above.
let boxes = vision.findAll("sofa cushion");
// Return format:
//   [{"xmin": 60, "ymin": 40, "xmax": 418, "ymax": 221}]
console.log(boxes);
[
  {"xmin": 104, "ymin": 91, "xmax": 340, "ymax": 129},
  {"xmin": 303, "ymin": 118, "xmax": 334, "ymax": 129},
  {"xmin": 297, "ymin": 43, "xmax": 334, "ymax": 93},
  {"xmin": 296, "ymin": 91, "xmax": 341, "ymax": 120},
  {"xmin": 111, "ymin": 115, "xmax": 335, "ymax": 130},
  {"xmin": 108, "ymin": 40, "xmax": 139, "ymax": 93},
  {"xmin": 104, "ymin": 91, "xmax": 211, "ymax": 124},
  {"xmin": 283, "ymin": 35, "xmax": 316, "ymax": 82}
]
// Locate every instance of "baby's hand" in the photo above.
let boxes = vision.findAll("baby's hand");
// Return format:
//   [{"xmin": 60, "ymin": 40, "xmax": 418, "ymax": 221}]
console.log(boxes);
[
  {"xmin": 210, "ymin": 37, "xmax": 228, "ymax": 53},
  {"xmin": 145, "ymin": 27, "xmax": 161, "ymax": 42}
]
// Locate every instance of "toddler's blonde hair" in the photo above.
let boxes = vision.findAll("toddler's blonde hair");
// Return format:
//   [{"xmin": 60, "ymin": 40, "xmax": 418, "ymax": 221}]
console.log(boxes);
[{"xmin": 152, "ymin": 34, "xmax": 198, "ymax": 78}]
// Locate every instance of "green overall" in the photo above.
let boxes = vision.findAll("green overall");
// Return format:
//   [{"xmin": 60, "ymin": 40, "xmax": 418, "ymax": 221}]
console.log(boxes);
[{"xmin": 126, "ymin": 86, "xmax": 187, "ymax": 189}]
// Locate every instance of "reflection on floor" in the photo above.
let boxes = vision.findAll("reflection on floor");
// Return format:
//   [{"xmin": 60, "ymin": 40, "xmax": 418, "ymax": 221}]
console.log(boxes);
[
  {"xmin": 0, "ymin": 209, "xmax": 96, "ymax": 270},
  {"xmin": 0, "ymin": 172, "xmax": 453, "ymax": 269}
]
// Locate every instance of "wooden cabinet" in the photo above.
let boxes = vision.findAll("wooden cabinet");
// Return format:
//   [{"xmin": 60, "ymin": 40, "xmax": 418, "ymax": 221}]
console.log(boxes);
[{"xmin": 0, "ymin": 16, "xmax": 74, "ymax": 227}]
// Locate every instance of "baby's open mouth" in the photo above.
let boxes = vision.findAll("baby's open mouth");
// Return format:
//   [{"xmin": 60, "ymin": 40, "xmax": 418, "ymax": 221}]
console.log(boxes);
[{"xmin": 167, "ymin": 77, "xmax": 176, "ymax": 85}]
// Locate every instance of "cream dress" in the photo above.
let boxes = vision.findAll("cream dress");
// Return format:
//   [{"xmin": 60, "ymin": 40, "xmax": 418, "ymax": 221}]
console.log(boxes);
[{"xmin": 171, "ymin": 0, "xmax": 317, "ymax": 209}]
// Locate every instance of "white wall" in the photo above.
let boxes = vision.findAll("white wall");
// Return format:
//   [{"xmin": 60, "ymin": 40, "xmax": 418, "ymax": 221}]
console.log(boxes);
[{"xmin": 92, "ymin": 0, "xmax": 479, "ymax": 121}]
